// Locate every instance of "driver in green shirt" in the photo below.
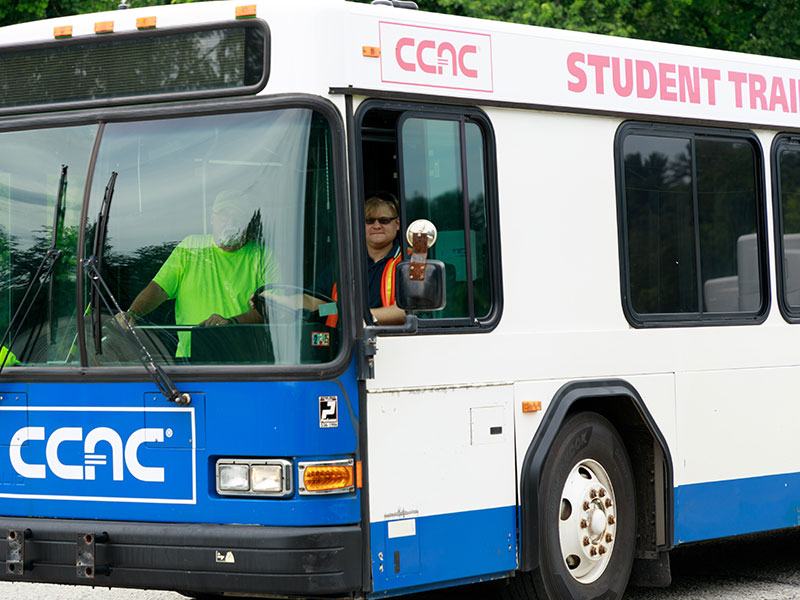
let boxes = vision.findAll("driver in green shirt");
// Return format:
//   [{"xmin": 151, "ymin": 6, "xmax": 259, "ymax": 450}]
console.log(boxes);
[{"xmin": 118, "ymin": 190, "xmax": 279, "ymax": 357}]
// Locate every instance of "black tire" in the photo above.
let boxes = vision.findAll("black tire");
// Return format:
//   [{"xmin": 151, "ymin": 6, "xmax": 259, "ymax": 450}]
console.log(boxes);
[{"xmin": 504, "ymin": 412, "xmax": 636, "ymax": 600}]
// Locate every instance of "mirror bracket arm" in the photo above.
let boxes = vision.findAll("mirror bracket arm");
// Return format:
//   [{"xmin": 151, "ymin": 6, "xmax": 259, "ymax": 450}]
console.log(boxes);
[{"xmin": 357, "ymin": 315, "xmax": 418, "ymax": 380}]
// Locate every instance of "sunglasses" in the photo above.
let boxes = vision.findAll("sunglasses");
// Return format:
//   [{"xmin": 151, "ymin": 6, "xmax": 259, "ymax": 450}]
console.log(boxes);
[{"xmin": 365, "ymin": 217, "xmax": 397, "ymax": 225}]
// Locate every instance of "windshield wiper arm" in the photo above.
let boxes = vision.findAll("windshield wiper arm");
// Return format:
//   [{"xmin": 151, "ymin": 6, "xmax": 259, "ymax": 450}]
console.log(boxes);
[
  {"xmin": 48, "ymin": 164, "xmax": 68, "ymax": 344},
  {"xmin": 82, "ymin": 257, "xmax": 191, "ymax": 406},
  {"xmin": 0, "ymin": 165, "xmax": 67, "ymax": 376},
  {"xmin": 90, "ymin": 171, "xmax": 116, "ymax": 354}
]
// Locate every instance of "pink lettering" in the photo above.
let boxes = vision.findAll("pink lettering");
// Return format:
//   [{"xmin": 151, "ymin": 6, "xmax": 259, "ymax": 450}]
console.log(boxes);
[
  {"xmin": 396, "ymin": 37, "xmax": 416, "ymax": 72},
  {"xmin": 749, "ymin": 73, "xmax": 768, "ymax": 110},
  {"xmin": 416, "ymin": 39, "xmax": 436, "ymax": 74},
  {"xmin": 770, "ymin": 76, "xmax": 789, "ymax": 112},
  {"xmin": 437, "ymin": 42, "xmax": 457, "ymax": 76},
  {"xmin": 791, "ymin": 79, "xmax": 798, "ymax": 113},
  {"xmin": 587, "ymin": 54, "xmax": 610, "ymax": 94},
  {"xmin": 728, "ymin": 71, "xmax": 748, "ymax": 108},
  {"xmin": 611, "ymin": 57, "xmax": 633, "ymax": 97},
  {"xmin": 700, "ymin": 68, "xmax": 721, "ymax": 105},
  {"xmin": 635, "ymin": 60, "xmax": 657, "ymax": 99},
  {"xmin": 678, "ymin": 66, "xmax": 700, "ymax": 103},
  {"xmin": 659, "ymin": 63, "xmax": 677, "ymax": 101},
  {"xmin": 458, "ymin": 44, "xmax": 478, "ymax": 78},
  {"xmin": 567, "ymin": 52, "xmax": 587, "ymax": 93}
]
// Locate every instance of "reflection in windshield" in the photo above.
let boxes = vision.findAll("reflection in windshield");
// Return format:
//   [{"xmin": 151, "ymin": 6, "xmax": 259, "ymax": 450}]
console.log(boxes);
[
  {"xmin": 0, "ymin": 125, "xmax": 96, "ymax": 366},
  {"xmin": 0, "ymin": 108, "xmax": 340, "ymax": 368}
]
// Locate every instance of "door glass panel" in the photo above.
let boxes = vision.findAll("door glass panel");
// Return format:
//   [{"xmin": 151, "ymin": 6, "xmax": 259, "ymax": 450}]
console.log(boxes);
[{"xmin": 401, "ymin": 117, "xmax": 490, "ymax": 320}]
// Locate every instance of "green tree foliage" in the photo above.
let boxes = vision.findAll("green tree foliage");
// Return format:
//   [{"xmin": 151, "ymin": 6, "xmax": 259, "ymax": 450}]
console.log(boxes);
[
  {"xmin": 0, "ymin": 0, "xmax": 209, "ymax": 28},
  {"xmin": 359, "ymin": 0, "xmax": 800, "ymax": 60}
]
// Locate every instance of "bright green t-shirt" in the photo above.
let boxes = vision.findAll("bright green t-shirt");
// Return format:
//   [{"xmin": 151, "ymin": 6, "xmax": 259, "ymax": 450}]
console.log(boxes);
[{"xmin": 153, "ymin": 235, "xmax": 279, "ymax": 357}]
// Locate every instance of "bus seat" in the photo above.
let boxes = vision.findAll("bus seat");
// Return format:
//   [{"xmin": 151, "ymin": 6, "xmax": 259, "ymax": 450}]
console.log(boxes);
[
  {"xmin": 736, "ymin": 233, "xmax": 760, "ymax": 311},
  {"xmin": 704, "ymin": 276, "xmax": 739, "ymax": 313},
  {"xmin": 783, "ymin": 234, "xmax": 800, "ymax": 305}
]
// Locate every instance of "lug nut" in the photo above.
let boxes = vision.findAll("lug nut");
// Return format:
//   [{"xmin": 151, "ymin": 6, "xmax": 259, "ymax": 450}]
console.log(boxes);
[
  {"xmin": 580, "ymin": 519, "xmax": 588, "ymax": 529},
  {"xmin": 590, "ymin": 547, "xmax": 597, "ymax": 556},
  {"xmin": 599, "ymin": 545, "xmax": 607, "ymax": 555},
  {"xmin": 605, "ymin": 533, "xmax": 613, "ymax": 543},
  {"xmin": 598, "ymin": 489, "xmax": 606, "ymax": 497},
  {"xmin": 583, "ymin": 536, "xmax": 590, "ymax": 546},
  {"xmin": 583, "ymin": 501, "xmax": 590, "ymax": 511},
  {"xmin": 607, "ymin": 515, "xmax": 615, "ymax": 525},
  {"xmin": 589, "ymin": 489, "xmax": 597, "ymax": 499},
  {"xmin": 605, "ymin": 498, "xmax": 612, "ymax": 508}
]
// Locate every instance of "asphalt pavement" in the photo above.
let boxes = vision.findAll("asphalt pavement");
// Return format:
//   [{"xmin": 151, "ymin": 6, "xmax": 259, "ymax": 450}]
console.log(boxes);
[{"xmin": 2, "ymin": 527, "xmax": 800, "ymax": 599}]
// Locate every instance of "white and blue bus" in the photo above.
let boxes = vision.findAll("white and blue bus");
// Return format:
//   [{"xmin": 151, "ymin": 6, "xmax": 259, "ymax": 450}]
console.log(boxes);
[{"xmin": 0, "ymin": 1, "xmax": 799, "ymax": 599}]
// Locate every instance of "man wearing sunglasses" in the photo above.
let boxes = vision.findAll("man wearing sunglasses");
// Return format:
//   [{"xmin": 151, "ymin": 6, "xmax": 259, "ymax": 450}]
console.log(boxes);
[{"xmin": 364, "ymin": 193, "xmax": 405, "ymax": 325}]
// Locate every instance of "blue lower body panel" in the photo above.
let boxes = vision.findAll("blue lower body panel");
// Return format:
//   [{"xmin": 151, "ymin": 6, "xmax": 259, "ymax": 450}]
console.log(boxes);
[
  {"xmin": 368, "ymin": 505, "xmax": 517, "ymax": 597},
  {"xmin": 675, "ymin": 472, "xmax": 800, "ymax": 543}
]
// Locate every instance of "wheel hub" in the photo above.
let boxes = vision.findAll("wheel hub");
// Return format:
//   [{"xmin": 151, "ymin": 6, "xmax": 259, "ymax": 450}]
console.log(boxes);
[{"xmin": 558, "ymin": 459, "xmax": 617, "ymax": 583}]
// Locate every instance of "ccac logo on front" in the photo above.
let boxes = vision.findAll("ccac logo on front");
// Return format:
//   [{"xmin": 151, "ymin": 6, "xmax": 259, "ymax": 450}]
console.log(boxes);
[
  {"xmin": 379, "ymin": 21, "xmax": 493, "ymax": 93},
  {"xmin": 0, "ymin": 407, "xmax": 196, "ymax": 504}
]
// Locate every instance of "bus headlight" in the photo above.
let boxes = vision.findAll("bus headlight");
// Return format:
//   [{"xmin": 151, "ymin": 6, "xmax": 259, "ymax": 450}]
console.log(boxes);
[
  {"xmin": 218, "ymin": 463, "xmax": 249, "ymax": 491},
  {"xmin": 216, "ymin": 459, "xmax": 292, "ymax": 497},
  {"xmin": 251, "ymin": 464, "xmax": 283, "ymax": 493},
  {"xmin": 298, "ymin": 458, "xmax": 355, "ymax": 495}
]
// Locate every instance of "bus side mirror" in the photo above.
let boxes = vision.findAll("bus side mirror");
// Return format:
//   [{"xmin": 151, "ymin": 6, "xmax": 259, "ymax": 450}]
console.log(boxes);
[
  {"xmin": 395, "ymin": 219, "xmax": 446, "ymax": 312},
  {"xmin": 395, "ymin": 259, "xmax": 446, "ymax": 311}
]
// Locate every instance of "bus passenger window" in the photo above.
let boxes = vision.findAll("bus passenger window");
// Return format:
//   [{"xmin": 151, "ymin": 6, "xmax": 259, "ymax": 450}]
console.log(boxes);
[
  {"xmin": 618, "ymin": 125, "xmax": 766, "ymax": 325},
  {"xmin": 774, "ymin": 137, "xmax": 800, "ymax": 320}
]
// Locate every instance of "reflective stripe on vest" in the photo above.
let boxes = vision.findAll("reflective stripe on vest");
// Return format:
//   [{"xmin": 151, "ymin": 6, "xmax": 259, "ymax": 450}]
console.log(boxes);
[{"xmin": 380, "ymin": 247, "xmax": 402, "ymax": 307}]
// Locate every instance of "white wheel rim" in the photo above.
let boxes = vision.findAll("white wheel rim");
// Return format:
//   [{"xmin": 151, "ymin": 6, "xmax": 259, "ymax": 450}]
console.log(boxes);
[{"xmin": 557, "ymin": 458, "xmax": 617, "ymax": 583}]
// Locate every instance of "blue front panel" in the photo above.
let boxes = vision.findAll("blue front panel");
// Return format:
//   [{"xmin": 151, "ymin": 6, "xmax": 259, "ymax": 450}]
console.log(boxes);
[
  {"xmin": 0, "ymin": 359, "xmax": 360, "ymax": 526},
  {"xmin": 368, "ymin": 505, "xmax": 517, "ymax": 597},
  {"xmin": 675, "ymin": 472, "xmax": 800, "ymax": 543}
]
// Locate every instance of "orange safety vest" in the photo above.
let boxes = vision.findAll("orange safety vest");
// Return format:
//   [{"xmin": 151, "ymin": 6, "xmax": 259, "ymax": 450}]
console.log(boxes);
[
  {"xmin": 324, "ymin": 246, "xmax": 401, "ymax": 328},
  {"xmin": 380, "ymin": 246, "xmax": 403, "ymax": 308}
]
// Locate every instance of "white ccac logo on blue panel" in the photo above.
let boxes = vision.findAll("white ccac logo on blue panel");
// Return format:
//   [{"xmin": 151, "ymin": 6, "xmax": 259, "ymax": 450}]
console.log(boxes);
[{"xmin": 0, "ymin": 406, "xmax": 196, "ymax": 504}]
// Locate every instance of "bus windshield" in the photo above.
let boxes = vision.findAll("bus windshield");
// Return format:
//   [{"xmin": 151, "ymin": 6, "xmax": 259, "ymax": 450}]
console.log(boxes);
[{"xmin": 0, "ymin": 107, "xmax": 341, "ymax": 368}]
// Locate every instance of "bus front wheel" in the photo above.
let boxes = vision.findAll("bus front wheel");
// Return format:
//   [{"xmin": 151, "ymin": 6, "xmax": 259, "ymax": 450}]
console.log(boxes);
[{"xmin": 510, "ymin": 412, "xmax": 636, "ymax": 600}]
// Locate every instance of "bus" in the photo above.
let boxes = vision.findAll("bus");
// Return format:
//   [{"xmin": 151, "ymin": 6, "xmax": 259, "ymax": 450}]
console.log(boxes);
[{"xmin": 0, "ymin": 1, "xmax": 799, "ymax": 599}]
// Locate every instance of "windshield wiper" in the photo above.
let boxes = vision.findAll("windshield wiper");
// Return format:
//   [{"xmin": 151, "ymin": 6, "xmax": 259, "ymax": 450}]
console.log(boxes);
[
  {"xmin": 83, "ymin": 172, "xmax": 190, "ymax": 406},
  {"xmin": 49, "ymin": 164, "xmax": 68, "ymax": 344},
  {"xmin": 90, "ymin": 171, "xmax": 116, "ymax": 354},
  {"xmin": 0, "ymin": 165, "xmax": 67, "ymax": 376},
  {"xmin": 82, "ymin": 258, "xmax": 191, "ymax": 406}
]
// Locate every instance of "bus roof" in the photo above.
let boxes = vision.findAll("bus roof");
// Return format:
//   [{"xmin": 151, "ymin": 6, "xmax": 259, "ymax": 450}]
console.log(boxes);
[{"xmin": 2, "ymin": 0, "xmax": 800, "ymax": 129}]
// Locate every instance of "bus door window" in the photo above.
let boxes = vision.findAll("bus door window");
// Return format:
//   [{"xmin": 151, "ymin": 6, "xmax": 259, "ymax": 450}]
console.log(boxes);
[
  {"xmin": 398, "ymin": 116, "xmax": 491, "ymax": 322},
  {"xmin": 357, "ymin": 103, "xmax": 499, "ymax": 330}
]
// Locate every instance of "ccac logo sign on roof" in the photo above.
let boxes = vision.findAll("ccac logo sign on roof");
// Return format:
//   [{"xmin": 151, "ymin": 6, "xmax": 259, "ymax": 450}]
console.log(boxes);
[
  {"xmin": 379, "ymin": 21, "xmax": 493, "ymax": 93},
  {"xmin": 0, "ymin": 406, "xmax": 196, "ymax": 504}
]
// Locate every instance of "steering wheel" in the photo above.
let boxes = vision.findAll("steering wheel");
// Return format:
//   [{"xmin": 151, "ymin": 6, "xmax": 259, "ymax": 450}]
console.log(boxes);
[{"xmin": 252, "ymin": 284, "xmax": 335, "ymax": 321}]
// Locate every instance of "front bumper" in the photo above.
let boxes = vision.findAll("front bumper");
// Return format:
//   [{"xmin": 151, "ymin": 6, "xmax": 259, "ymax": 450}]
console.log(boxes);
[{"xmin": 0, "ymin": 517, "xmax": 361, "ymax": 597}]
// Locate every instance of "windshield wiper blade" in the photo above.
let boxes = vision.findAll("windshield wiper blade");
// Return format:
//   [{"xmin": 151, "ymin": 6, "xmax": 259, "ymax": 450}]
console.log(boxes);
[
  {"xmin": 48, "ymin": 164, "xmax": 68, "ymax": 344},
  {"xmin": 0, "ymin": 165, "xmax": 67, "ymax": 376},
  {"xmin": 90, "ymin": 171, "xmax": 116, "ymax": 354},
  {"xmin": 82, "ymin": 257, "xmax": 191, "ymax": 406}
]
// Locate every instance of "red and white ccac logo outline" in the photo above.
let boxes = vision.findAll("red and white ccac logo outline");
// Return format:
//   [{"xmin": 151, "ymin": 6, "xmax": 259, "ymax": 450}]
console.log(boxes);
[{"xmin": 379, "ymin": 21, "xmax": 493, "ymax": 93}]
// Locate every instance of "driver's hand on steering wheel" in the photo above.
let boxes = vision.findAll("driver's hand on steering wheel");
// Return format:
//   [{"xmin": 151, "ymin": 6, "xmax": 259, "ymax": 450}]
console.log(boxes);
[{"xmin": 199, "ymin": 313, "xmax": 234, "ymax": 327}]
